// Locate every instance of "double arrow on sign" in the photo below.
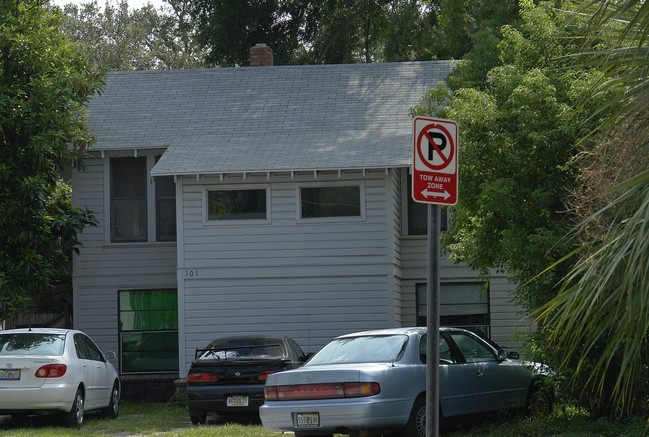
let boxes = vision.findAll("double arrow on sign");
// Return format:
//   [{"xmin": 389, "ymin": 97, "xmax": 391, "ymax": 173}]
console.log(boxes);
[{"xmin": 419, "ymin": 189, "xmax": 451, "ymax": 200}]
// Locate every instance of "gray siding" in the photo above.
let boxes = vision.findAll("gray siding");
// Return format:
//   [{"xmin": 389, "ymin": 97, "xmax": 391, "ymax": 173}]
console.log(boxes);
[
  {"xmin": 71, "ymin": 151, "xmax": 177, "ymax": 371},
  {"xmin": 178, "ymin": 170, "xmax": 396, "ymax": 374}
]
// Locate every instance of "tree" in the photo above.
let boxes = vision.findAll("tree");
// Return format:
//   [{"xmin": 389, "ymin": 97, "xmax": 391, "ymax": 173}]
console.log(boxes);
[
  {"xmin": 55, "ymin": 0, "xmax": 207, "ymax": 70},
  {"xmin": 190, "ymin": 0, "xmax": 452, "ymax": 66},
  {"xmin": 535, "ymin": 0, "xmax": 649, "ymax": 417},
  {"xmin": 0, "ymin": 0, "xmax": 101, "ymax": 320},
  {"xmin": 412, "ymin": 3, "xmax": 610, "ymax": 313}
]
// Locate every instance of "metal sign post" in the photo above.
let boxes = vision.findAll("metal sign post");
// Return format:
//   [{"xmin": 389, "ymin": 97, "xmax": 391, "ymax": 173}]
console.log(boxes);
[
  {"xmin": 426, "ymin": 204, "xmax": 441, "ymax": 437},
  {"xmin": 412, "ymin": 116, "xmax": 458, "ymax": 437}
]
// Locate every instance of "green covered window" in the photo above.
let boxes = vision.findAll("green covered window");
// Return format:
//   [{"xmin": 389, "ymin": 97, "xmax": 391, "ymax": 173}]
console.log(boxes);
[{"xmin": 119, "ymin": 289, "xmax": 178, "ymax": 373}]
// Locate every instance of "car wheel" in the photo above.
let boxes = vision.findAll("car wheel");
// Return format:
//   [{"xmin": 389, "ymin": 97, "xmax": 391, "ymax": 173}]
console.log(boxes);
[
  {"xmin": 526, "ymin": 383, "xmax": 554, "ymax": 417},
  {"xmin": 189, "ymin": 411, "xmax": 207, "ymax": 425},
  {"xmin": 63, "ymin": 388, "xmax": 85, "ymax": 428},
  {"xmin": 103, "ymin": 381, "xmax": 120, "ymax": 418},
  {"xmin": 399, "ymin": 396, "xmax": 426, "ymax": 437}
]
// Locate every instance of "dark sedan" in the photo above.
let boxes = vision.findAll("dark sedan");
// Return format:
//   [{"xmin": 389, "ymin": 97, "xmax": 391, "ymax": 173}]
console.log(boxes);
[{"xmin": 187, "ymin": 335, "xmax": 309, "ymax": 424}]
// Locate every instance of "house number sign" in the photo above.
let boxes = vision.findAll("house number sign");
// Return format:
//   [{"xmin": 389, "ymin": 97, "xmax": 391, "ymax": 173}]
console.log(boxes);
[{"xmin": 184, "ymin": 269, "xmax": 199, "ymax": 279}]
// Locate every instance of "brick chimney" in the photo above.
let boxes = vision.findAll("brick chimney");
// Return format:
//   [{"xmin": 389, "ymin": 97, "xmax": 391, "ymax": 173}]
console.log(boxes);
[{"xmin": 249, "ymin": 43, "xmax": 274, "ymax": 67}]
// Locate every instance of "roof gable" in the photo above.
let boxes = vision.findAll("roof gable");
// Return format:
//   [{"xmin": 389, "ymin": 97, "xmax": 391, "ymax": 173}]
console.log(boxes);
[{"xmin": 85, "ymin": 61, "xmax": 453, "ymax": 175}]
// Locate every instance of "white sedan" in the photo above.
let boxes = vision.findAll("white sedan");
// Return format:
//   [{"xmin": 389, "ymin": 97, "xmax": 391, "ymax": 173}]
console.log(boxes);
[{"xmin": 0, "ymin": 328, "xmax": 120, "ymax": 427}]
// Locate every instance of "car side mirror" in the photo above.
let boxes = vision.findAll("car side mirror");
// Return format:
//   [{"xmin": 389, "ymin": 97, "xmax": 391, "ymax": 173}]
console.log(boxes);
[
  {"xmin": 303, "ymin": 352, "xmax": 315, "ymax": 362},
  {"xmin": 104, "ymin": 351, "xmax": 117, "ymax": 361},
  {"xmin": 497, "ymin": 349, "xmax": 519, "ymax": 361}
]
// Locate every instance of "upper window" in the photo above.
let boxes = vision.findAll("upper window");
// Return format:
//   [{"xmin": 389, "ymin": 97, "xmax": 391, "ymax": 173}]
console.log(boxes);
[
  {"xmin": 156, "ymin": 175, "xmax": 176, "ymax": 241},
  {"xmin": 109, "ymin": 156, "xmax": 176, "ymax": 243},
  {"xmin": 111, "ymin": 157, "xmax": 147, "ymax": 242},
  {"xmin": 300, "ymin": 185, "xmax": 361, "ymax": 219},
  {"xmin": 207, "ymin": 188, "xmax": 267, "ymax": 221}
]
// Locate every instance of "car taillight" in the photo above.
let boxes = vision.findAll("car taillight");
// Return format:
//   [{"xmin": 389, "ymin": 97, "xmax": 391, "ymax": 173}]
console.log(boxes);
[
  {"xmin": 343, "ymin": 382, "xmax": 381, "ymax": 398},
  {"xmin": 187, "ymin": 372, "xmax": 219, "ymax": 383},
  {"xmin": 259, "ymin": 371, "xmax": 278, "ymax": 381},
  {"xmin": 264, "ymin": 386, "xmax": 278, "ymax": 401},
  {"xmin": 266, "ymin": 382, "xmax": 380, "ymax": 401},
  {"xmin": 35, "ymin": 364, "xmax": 67, "ymax": 378}
]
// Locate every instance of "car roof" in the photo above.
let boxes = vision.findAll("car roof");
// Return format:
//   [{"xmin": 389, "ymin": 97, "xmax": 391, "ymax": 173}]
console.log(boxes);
[
  {"xmin": 0, "ymin": 328, "xmax": 77, "ymax": 335},
  {"xmin": 335, "ymin": 326, "xmax": 475, "ymax": 339}
]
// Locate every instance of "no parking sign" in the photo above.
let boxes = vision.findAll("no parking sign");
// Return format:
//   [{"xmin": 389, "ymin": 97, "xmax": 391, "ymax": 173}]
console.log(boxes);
[{"xmin": 412, "ymin": 116, "xmax": 459, "ymax": 205}]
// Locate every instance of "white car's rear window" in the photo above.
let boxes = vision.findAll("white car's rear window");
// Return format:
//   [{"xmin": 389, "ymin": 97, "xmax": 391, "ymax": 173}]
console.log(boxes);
[
  {"xmin": 0, "ymin": 333, "xmax": 65, "ymax": 356},
  {"xmin": 307, "ymin": 335, "xmax": 408, "ymax": 365}
]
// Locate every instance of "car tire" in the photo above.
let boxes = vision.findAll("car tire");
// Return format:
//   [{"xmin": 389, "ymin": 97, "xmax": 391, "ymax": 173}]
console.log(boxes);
[
  {"xmin": 103, "ymin": 381, "xmax": 120, "ymax": 418},
  {"xmin": 526, "ymin": 382, "xmax": 554, "ymax": 417},
  {"xmin": 63, "ymin": 388, "xmax": 85, "ymax": 428},
  {"xmin": 399, "ymin": 396, "xmax": 426, "ymax": 437},
  {"xmin": 189, "ymin": 411, "xmax": 207, "ymax": 425}
]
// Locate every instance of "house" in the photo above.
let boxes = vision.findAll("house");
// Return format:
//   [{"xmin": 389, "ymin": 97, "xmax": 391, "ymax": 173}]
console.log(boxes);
[{"xmin": 72, "ymin": 47, "xmax": 532, "ymax": 398}]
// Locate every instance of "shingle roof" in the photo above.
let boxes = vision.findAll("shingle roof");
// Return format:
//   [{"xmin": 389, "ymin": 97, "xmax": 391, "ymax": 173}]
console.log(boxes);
[{"xmin": 85, "ymin": 61, "xmax": 453, "ymax": 176}]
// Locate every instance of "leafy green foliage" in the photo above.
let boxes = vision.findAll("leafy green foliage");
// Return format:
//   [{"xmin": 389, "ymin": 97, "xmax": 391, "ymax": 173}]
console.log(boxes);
[
  {"xmin": 412, "ymin": 3, "xmax": 608, "ymax": 312},
  {"xmin": 0, "ymin": 0, "xmax": 100, "ymax": 319},
  {"xmin": 55, "ymin": 0, "xmax": 207, "ymax": 70},
  {"xmin": 533, "ymin": 0, "xmax": 649, "ymax": 417},
  {"xmin": 189, "ymin": 0, "xmax": 519, "ymax": 66}
]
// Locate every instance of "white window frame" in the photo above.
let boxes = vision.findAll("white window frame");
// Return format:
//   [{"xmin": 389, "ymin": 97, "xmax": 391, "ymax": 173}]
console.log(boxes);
[
  {"xmin": 202, "ymin": 184, "xmax": 271, "ymax": 226},
  {"xmin": 296, "ymin": 181, "xmax": 366, "ymax": 224},
  {"xmin": 104, "ymin": 151, "xmax": 176, "ymax": 245}
]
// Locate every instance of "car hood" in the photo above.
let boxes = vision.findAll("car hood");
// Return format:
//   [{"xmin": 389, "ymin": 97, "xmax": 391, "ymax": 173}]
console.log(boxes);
[{"xmin": 265, "ymin": 363, "xmax": 393, "ymax": 386}]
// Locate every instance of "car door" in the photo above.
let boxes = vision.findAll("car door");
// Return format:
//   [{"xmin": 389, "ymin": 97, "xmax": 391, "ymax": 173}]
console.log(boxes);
[
  {"xmin": 420, "ymin": 333, "xmax": 477, "ymax": 417},
  {"xmin": 448, "ymin": 331, "xmax": 528, "ymax": 413},
  {"xmin": 73, "ymin": 333, "xmax": 99, "ymax": 407},
  {"xmin": 80, "ymin": 335, "xmax": 113, "ymax": 409}
]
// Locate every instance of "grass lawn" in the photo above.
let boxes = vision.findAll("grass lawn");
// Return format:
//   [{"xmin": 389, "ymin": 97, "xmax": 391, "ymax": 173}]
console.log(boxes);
[{"xmin": 0, "ymin": 402, "xmax": 648, "ymax": 436}]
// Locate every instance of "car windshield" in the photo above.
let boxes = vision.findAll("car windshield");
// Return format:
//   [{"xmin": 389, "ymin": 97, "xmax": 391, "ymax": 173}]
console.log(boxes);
[
  {"xmin": 0, "ymin": 333, "xmax": 66, "ymax": 356},
  {"xmin": 197, "ymin": 339, "xmax": 285, "ymax": 360},
  {"xmin": 306, "ymin": 335, "xmax": 408, "ymax": 365}
]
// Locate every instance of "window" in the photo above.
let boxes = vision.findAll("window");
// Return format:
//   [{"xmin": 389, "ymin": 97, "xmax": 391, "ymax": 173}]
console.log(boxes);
[
  {"xmin": 111, "ymin": 157, "xmax": 147, "ymax": 242},
  {"xmin": 119, "ymin": 289, "xmax": 178, "ymax": 373},
  {"xmin": 300, "ymin": 185, "xmax": 361, "ymax": 218},
  {"xmin": 407, "ymin": 177, "xmax": 447, "ymax": 234},
  {"xmin": 450, "ymin": 332, "xmax": 497, "ymax": 363},
  {"xmin": 110, "ymin": 156, "xmax": 176, "ymax": 243},
  {"xmin": 419, "ymin": 334, "xmax": 456, "ymax": 364},
  {"xmin": 0, "ymin": 333, "xmax": 65, "ymax": 356},
  {"xmin": 207, "ymin": 188, "xmax": 267, "ymax": 221},
  {"xmin": 74, "ymin": 333, "xmax": 103, "ymax": 361},
  {"xmin": 416, "ymin": 283, "xmax": 489, "ymax": 336},
  {"xmin": 156, "ymin": 176, "xmax": 176, "ymax": 241}
]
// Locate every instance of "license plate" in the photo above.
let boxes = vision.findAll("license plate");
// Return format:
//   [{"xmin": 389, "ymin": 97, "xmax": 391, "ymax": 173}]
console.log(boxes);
[
  {"xmin": 0, "ymin": 369, "xmax": 20, "ymax": 380},
  {"xmin": 296, "ymin": 412, "xmax": 320, "ymax": 428},
  {"xmin": 226, "ymin": 395, "xmax": 249, "ymax": 407}
]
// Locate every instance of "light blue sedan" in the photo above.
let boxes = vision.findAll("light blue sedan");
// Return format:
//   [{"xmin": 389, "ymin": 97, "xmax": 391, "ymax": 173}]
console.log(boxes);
[{"xmin": 259, "ymin": 327, "xmax": 552, "ymax": 437}]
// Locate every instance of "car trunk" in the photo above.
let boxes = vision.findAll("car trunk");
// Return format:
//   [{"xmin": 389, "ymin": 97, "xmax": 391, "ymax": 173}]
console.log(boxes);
[
  {"xmin": 0, "ymin": 357, "xmax": 55, "ymax": 389},
  {"xmin": 188, "ymin": 358, "xmax": 290, "ymax": 386}
]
